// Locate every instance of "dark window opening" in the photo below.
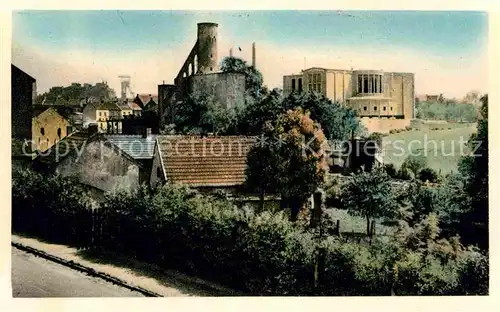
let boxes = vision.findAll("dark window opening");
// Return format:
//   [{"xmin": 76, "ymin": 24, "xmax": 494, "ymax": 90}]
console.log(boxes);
[
  {"xmin": 374, "ymin": 106, "xmax": 377, "ymax": 111},
  {"xmin": 390, "ymin": 107, "xmax": 393, "ymax": 111},
  {"xmin": 40, "ymin": 127, "xmax": 45, "ymax": 135},
  {"xmin": 210, "ymin": 54, "xmax": 213, "ymax": 58},
  {"xmin": 291, "ymin": 79, "xmax": 296, "ymax": 91},
  {"xmin": 383, "ymin": 107, "xmax": 386, "ymax": 111},
  {"xmin": 298, "ymin": 78, "xmax": 303, "ymax": 92},
  {"xmin": 157, "ymin": 167, "xmax": 162, "ymax": 179},
  {"xmin": 363, "ymin": 106, "xmax": 367, "ymax": 111},
  {"xmin": 358, "ymin": 75, "xmax": 363, "ymax": 93},
  {"xmin": 363, "ymin": 78, "xmax": 368, "ymax": 93},
  {"xmin": 210, "ymin": 67, "xmax": 213, "ymax": 71},
  {"xmin": 57, "ymin": 128, "xmax": 61, "ymax": 139}
]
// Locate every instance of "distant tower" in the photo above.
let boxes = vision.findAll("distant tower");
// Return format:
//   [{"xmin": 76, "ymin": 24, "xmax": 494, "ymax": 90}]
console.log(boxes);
[
  {"xmin": 252, "ymin": 42, "xmax": 256, "ymax": 68},
  {"xmin": 118, "ymin": 75, "xmax": 132, "ymax": 102},
  {"xmin": 196, "ymin": 22, "xmax": 218, "ymax": 74},
  {"xmin": 229, "ymin": 48, "xmax": 233, "ymax": 57}
]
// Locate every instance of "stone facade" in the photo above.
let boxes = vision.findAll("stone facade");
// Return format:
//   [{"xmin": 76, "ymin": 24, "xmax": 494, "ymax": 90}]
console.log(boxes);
[
  {"xmin": 189, "ymin": 72, "xmax": 246, "ymax": 109},
  {"xmin": 32, "ymin": 107, "xmax": 71, "ymax": 152},
  {"xmin": 55, "ymin": 137, "xmax": 141, "ymax": 193},
  {"xmin": 283, "ymin": 67, "xmax": 415, "ymax": 131},
  {"xmin": 160, "ymin": 22, "xmax": 246, "ymax": 128}
]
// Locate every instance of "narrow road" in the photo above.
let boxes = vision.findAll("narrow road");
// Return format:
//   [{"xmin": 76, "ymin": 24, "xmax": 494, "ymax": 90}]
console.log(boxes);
[{"xmin": 11, "ymin": 247, "xmax": 143, "ymax": 297}]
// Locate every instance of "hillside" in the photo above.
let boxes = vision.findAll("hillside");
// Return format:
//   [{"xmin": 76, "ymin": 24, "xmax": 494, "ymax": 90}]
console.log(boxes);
[{"xmin": 381, "ymin": 121, "xmax": 477, "ymax": 174}]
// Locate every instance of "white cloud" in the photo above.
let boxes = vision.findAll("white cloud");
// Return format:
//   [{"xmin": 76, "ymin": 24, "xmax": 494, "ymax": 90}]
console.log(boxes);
[{"xmin": 12, "ymin": 37, "xmax": 487, "ymax": 99}]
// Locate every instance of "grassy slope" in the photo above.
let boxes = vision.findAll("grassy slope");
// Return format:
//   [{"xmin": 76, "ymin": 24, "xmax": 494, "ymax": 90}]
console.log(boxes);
[{"xmin": 381, "ymin": 122, "xmax": 477, "ymax": 174}]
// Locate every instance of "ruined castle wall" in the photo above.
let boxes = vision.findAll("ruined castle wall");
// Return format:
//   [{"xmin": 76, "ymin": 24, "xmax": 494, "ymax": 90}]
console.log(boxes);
[{"xmin": 189, "ymin": 72, "xmax": 246, "ymax": 109}]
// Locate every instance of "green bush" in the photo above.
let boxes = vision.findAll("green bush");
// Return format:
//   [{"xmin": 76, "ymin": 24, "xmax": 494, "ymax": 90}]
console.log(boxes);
[
  {"xmin": 12, "ymin": 171, "xmax": 489, "ymax": 296},
  {"xmin": 12, "ymin": 166, "xmax": 92, "ymax": 245},
  {"xmin": 418, "ymin": 167, "xmax": 440, "ymax": 183},
  {"xmin": 383, "ymin": 163, "xmax": 398, "ymax": 178}
]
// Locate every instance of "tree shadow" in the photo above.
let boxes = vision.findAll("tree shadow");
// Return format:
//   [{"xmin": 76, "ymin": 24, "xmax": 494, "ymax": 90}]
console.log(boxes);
[{"xmin": 75, "ymin": 248, "xmax": 244, "ymax": 297}]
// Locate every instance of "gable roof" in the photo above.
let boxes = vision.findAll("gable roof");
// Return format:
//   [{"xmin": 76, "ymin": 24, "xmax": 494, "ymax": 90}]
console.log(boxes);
[
  {"xmin": 34, "ymin": 131, "xmax": 93, "ymax": 165},
  {"xmin": 127, "ymin": 100, "xmax": 142, "ymax": 111},
  {"xmin": 35, "ymin": 131, "xmax": 144, "ymax": 168},
  {"xmin": 118, "ymin": 101, "xmax": 133, "ymax": 110},
  {"xmin": 105, "ymin": 135, "xmax": 157, "ymax": 160},
  {"xmin": 97, "ymin": 102, "xmax": 122, "ymax": 111},
  {"xmin": 33, "ymin": 106, "xmax": 72, "ymax": 121},
  {"xmin": 156, "ymin": 135, "xmax": 256, "ymax": 187},
  {"xmin": 134, "ymin": 94, "xmax": 158, "ymax": 110}
]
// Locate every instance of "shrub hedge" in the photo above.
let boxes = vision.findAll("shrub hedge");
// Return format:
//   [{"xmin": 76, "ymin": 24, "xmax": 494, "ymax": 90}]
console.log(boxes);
[{"xmin": 12, "ymin": 167, "xmax": 488, "ymax": 295}]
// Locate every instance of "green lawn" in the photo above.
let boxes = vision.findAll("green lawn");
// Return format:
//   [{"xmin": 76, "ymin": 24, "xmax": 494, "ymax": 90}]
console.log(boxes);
[
  {"xmin": 326, "ymin": 208, "xmax": 395, "ymax": 236},
  {"xmin": 381, "ymin": 123, "xmax": 477, "ymax": 174}
]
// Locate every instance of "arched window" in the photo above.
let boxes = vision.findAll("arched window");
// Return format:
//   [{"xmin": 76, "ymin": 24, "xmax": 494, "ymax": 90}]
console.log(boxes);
[
  {"xmin": 57, "ymin": 128, "xmax": 61, "ymax": 139},
  {"xmin": 40, "ymin": 127, "xmax": 45, "ymax": 135},
  {"xmin": 156, "ymin": 167, "xmax": 162, "ymax": 179}
]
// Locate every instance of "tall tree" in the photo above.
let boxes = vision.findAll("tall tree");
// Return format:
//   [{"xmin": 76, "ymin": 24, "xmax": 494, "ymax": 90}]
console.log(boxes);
[
  {"xmin": 458, "ymin": 94, "xmax": 488, "ymax": 249},
  {"xmin": 282, "ymin": 92, "xmax": 362, "ymax": 141},
  {"xmin": 233, "ymin": 88, "xmax": 284, "ymax": 135},
  {"xmin": 245, "ymin": 108, "xmax": 329, "ymax": 220},
  {"xmin": 401, "ymin": 155, "xmax": 428, "ymax": 178},
  {"xmin": 343, "ymin": 168, "xmax": 398, "ymax": 235},
  {"xmin": 173, "ymin": 91, "xmax": 235, "ymax": 135},
  {"xmin": 220, "ymin": 56, "xmax": 267, "ymax": 101}
]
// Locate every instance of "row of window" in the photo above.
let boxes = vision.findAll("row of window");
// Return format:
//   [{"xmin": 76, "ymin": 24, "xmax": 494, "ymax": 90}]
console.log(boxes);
[
  {"xmin": 360, "ymin": 106, "xmax": 393, "ymax": 112},
  {"xmin": 357, "ymin": 74, "xmax": 383, "ymax": 94},
  {"xmin": 308, "ymin": 73, "xmax": 322, "ymax": 92}
]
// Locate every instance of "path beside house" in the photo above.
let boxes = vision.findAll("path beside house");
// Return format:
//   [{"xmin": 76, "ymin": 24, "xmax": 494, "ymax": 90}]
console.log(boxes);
[{"xmin": 12, "ymin": 234, "xmax": 241, "ymax": 297}]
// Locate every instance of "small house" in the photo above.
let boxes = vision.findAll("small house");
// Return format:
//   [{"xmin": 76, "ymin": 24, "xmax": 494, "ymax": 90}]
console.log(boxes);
[{"xmin": 33, "ymin": 127, "xmax": 147, "ymax": 197}]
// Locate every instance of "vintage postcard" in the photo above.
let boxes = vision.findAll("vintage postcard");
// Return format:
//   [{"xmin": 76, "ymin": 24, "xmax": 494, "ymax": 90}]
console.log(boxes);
[{"xmin": 7, "ymin": 7, "xmax": 493, "ymax": 303}]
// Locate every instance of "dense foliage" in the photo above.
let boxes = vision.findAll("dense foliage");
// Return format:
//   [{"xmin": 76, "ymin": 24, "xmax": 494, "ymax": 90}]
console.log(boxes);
[
  {"xmin": 220, "ymin": 56, "xmax": 267, "ymax": 101},
  {"xmin": 416, "ymin": 100, "xmax": 478, "ymax": 122},
  {"xmin": 12, "ymin": 168, "xmax": 488, "ymax": 295},
  {"xmin": 35, "ymin": 82, "xmax": 117, "ymax": 104},
  {"xmin": 181, "ymin": 58, "xmax": 362, "ymax": 140},
  {"xmin": 172, "ymin": 91, "xmax": 237, "ymax": 135},
  {"xmin": 282, "ymin": 92, "xmax": 363, "ymax": 141},
  {"xmin": 12, "ymin": 166, "xmax": 94, "ymax": 245},
  {"xmin": 457, "ymin": 95, "xmax": 488, "ymax": 249},
  {"xmin": 245, "ymin": 108, "xmax": 329, "ymax": 220},
  {"xmin": 342, "ymin": 168, "xmax": 398, "ymax": 235}
]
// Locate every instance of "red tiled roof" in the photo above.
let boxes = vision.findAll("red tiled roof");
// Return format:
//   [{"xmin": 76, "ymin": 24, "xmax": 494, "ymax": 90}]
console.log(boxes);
[{"xmin": 157, "ymin": 135, "xmax": 257, "ymax": 187}]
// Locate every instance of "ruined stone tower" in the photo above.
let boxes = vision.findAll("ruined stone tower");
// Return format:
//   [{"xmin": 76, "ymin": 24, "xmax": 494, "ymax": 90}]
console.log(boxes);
[{"xmin": 196, "ymin": 22, "xmax": 218, "ymax": 74}]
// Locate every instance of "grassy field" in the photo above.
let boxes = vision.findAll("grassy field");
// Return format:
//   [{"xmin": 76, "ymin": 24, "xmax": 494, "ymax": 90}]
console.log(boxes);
[
  {"xmin": 326, "ymin": 208, "xmax": 395, "ymax": 236},
  {"xmin": 381, "ymin": 122, "xmax": 477, "ymax": 174}
]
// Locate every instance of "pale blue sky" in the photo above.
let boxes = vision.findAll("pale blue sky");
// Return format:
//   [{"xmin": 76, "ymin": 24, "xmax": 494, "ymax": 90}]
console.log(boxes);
[{"xmin": 12, "ymin": 10, "xmax": 488, "ymax": 97}]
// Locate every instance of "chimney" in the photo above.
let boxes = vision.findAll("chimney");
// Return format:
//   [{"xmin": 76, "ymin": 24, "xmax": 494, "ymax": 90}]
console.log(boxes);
[{"xmin": 252, "ymin": 42, "xmax": 256, "ymax": 68}]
